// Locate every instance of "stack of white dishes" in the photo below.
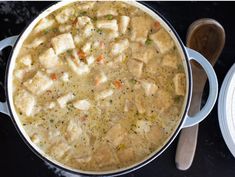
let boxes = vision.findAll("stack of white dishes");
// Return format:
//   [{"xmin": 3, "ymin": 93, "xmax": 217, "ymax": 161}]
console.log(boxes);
[{"xmin": 218, "ymin": 63, "xmax": 235, "ymax": 157}]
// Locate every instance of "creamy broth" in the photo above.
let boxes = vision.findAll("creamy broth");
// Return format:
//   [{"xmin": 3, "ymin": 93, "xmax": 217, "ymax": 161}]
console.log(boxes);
[{"xmin": 13, "ymin": 1, "xmax": 186, "ymax": 171}]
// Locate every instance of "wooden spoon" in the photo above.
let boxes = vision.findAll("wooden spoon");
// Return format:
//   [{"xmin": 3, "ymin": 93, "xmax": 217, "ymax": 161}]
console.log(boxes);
[{"xmin": 175, "ymin": 18, "xmax": 225, "ymax": 170}]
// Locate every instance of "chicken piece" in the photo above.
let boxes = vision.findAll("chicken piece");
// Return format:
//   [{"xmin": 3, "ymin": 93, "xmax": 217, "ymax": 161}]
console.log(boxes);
[
  {"xmin": 50, "ymin": 141, "xmax": 70, "ymax": 159},
  {"xmin": 119, "ymin": 16, "xmax": 130, "ymax": 34},
  {"xmin": 55, "ymin": 7, "xmax": 75, "ymax": 24},
  {"xmin": 73, "ymin": 99, "xmax": 91, "ymax": 111},
  {"xmin": 95, "ymin": 89, "xmax": 113, "ymax": 100},
  {"xmin": 131, "ymin": 42, "xmax": 157, "ymax": 64},
  {"xmin": 96, "ymin": 19, "xmax": 118, "ymax": 31},
  {"xmin": 74, "ymin": 143, "xmax": 92, "ymax": 163},
  {"xmin": 23, "ymin": 71, "xmax": 53, "ymax": 95},
  {"xmin": 96, "ymin": 4, "xmax": 118, "ymax": 17},
  {"xmin": 162, "ymin": 53, "xmax": 179, "ymax": 69},
  {"xmin": 14, "ymin": 66, "xmax": 34, "ymax": 80},
  {"xmin": 117, "ymin": 147, "xmax": 135, "ymax": 163},
  {"xmin": 94, "ymin": 71, "xmax": 108, "ymax": 86},
  {"xmin": 73, "ymin": 34, "xmax": 82, "ymax": 45},
  {"xmin": 131, "ymin": 17, "xmax": 152, "ymax": 43},
  {"xmin": 134, "ymin": 92, "xmax": 145, "ymax": 114},
  {"xmin": 84, "ymin": 23, "xmax": 95, "ymax": 38},
  {"xmin": 58, "ymin": 24, "xmax": 72, "ymax": 33},
  {"xmin": 45, "ymin": 102, "xmax": 56, "ymax": 110},
  {"xmin": 173, "ymin": 73, "xmax": 186, "ymax": 96},
  {"xmin": 155, "ymin": 90, "xmax": 173, "ymax": 110},
  {"xmin": 111, "ymin": 39, "xmax": 129, "ymax": 56},
  {"xmin": 146, "ymin": 124, "xmax": 164, "ymax": 145},
  {"xmin": 14, "ymin": 89, "xmax": 36, "ymax": 116},
  {"xmin": 86, "ymin": 55, "xmax": 95, "ymax": 65},
  {"xmin": 135, "ymin": 120, "xmax": 151, "ymax": 134},
  {"xmin": 93, "ymin": 143, "xmax": 117, "ymax": 168},
  {"xmin": 127, "ymin": 59, "xmax": 143, "ymax": 78},
  {"xmin": 19, "ymin": 54, "xmax": 32, "ymax": 66},
  {"xmin": 75, "ymin": 152, "xmax": 92, "ymax": 163},
  {"xmin": 150, "ymin": 29, "xmax": 174, "ymax": 54},
  {"xmin": 34, "ymin": 18, "xmax": 55, "ymax": 33},
  {"xmin": 124, "ymin": 99, "xmax": 133, "ymax": 112},
  {"xmin": 105, "ymin": 124, "xmax": 127, "ymax": 147},
  {"xmin": 51, "ymin": 33, "xmax": 75, "ymax": 55},
  {"xmin": 60, "ymin": 72, "xmax": 69, "ymax": 82},
  {"xmin": 77, "ymin": 2, "xmax": 95, "ymax": 10},
  {"xmin": 106, "ymin": 30, "xmax": 119, "ymax": 40},
  {"xmin": 81, "ymin": 42, "xmax": 92, "ymax": 54},
  {"xmin": 67, "ymin": 59, "xmax": 90, "ymax": 76},
  {"xmin": 76, "ymin": 16, "xmax": 92, "ymax": 28},
  {"xmin": 146, "ymin": 57, "xmax": 161, "ymax": 74},
  {"xmin": 140, "ymin": 79, "xmax": 158, "ymax": 96},
  {"xmin": 129, "ymin": 134, "xmax": 150, "ymax": 159},
  {"xmin": 29, "ymin": 36, "xmax": 46, "ymax": 48},
  {"xmin": 65, "ymin": 119, "xmax": 83, "ymax": 142},
  {"xmin": 57, "ymin": 92, "xmax": 75, "ymax": 108},
  {"xmin": 39, "ymin": 48, "xmax": 58, "ymax": 69}
]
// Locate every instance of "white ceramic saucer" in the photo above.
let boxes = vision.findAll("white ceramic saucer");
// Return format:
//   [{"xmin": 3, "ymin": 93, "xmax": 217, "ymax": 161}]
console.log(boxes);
[{"xmin": 218, "ymin": 63, "xmax": 235, "ymax": 157}]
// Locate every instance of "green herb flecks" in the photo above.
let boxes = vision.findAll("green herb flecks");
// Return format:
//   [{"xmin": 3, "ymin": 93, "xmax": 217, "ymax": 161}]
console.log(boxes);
[
  {"xmin": 106, "ymin": 14, "xmax": 113, "ymax": 20},
  {"xmin": 145, "ymin": 38, "xmax": 152, "ymax": 45}
]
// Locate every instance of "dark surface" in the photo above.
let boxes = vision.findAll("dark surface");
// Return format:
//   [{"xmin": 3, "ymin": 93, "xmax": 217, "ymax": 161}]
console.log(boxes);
[{"xmin": 0, "ymin": 1, "xmax": 235, "ymax": 177}]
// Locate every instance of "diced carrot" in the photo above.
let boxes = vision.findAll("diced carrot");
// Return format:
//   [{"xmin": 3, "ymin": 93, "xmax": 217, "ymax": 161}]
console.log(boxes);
[
  {"xmin": 94, "ymin": 77, "xmax": 100, "ymax": 86},
  {"xmin": 113, "ymin": 80, "xmax": 122, "ymax": 89},
  {"xmin": 154, "ymin": 21, "xmax": 161, "ymax": 30},
  {"xmin": 100, "ymin": 41, "xmax": 105, "ymax": 49},
  {"xmin": 50, "ymin": 73, "xmax": 57, "ymax": 80},
  {"xmin": 96, "ymin": 54, "xmax": 104, "ymax": 63},
  {"xmin": 78, "ymin": 50, "xmax": 86, "ymax": 60}
]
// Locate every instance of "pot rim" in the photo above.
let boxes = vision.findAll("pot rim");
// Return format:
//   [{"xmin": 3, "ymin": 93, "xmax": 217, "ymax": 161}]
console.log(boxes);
[{"xmin": 4, "ymin": 1, "xmax": 192, "ymax": 176}]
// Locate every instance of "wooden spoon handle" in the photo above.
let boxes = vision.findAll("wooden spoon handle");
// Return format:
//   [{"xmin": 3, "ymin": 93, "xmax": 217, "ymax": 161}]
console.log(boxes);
[
  {"xmin": 175, "ymin": 18, "xmax": 225, "ymax": 170},
  {"xmin": 175, "ymin": 124, "xmax": 198, "ymax": 170}
]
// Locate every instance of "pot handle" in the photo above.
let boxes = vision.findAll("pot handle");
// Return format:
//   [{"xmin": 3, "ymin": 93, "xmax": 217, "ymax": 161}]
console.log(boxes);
[
  {"xmin": 183, "ymin": 47, "xmax": 218, "ymax": 128},
  {"xmin": 0, "ymin": 35, "xmax": 18, "ymax": 116}
]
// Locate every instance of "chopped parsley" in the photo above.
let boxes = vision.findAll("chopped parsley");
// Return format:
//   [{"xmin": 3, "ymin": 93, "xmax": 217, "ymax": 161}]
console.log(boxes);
[
  {"xmin": 80, "ymin": 11, "xmax": 87, "ymax": 16},
  {"xmin": 106, "ymin": 14, "xmax": 113, "ymax": 20},
  {"xmin": 145, "ymin": 38, "xmax": 152, "ymax": 45}
]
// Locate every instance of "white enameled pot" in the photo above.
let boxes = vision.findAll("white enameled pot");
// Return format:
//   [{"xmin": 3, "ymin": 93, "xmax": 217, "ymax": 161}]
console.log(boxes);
[{"xmin": 0, "ymin": 1, "xmax": 218, "ymax": 176}]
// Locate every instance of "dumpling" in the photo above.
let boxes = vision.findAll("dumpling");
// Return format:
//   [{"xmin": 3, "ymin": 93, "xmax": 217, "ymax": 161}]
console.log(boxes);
[
  {"xmin": 162, "ymin": 52, "xmax": 179, "ymax": 69},
  {"xmin": 96, "ymin": 19, "xmax": 118, "ymax": 31},
  {"xmin": 111, "ymin": 39, "xmax": 129, "ymax": 56},
  {"xmin": 119, "ymin": 16, "xmax": 130, "ymax": 34},
  {"xmin": 96, "ymin": 3, "xmax": 118, "ymax": 17},
  {"xmin": 131, "ymin": 17, "xmax": 152, "ymax": 44},
  {"xmin": 105, "ymin": 124, "xmax": 127, "ymax": 147},
  {"xmin": 34, "ymin": 18, "xmax": 55, "ymax": 33},
  {"xmin": 23, "ymin": 71, "xmax": 53, "ymax": 95},
  {"xmin": 51, "ymin": 33, "xmax": 75, "ymax": 55},
  {"xmin": 73, "ymin": 99, "xmax": 91, "ymax": 111},
  {"xmin": 127, "ymin": 59, "xmax": 143, "ymax": 78},
  {"xmin": 55, "ymin": 7, "xmax": 75, "ymax": 24},
  {"xmin": 93, "ymin": 143, "xmax": 117, "ymax": 168},
  {"xmin": 14, "ymin": 89, "xmax": 36, "ymax": 116},
  {"xmin": 130, "ymin": 42, "xmax": 157, "ymax": 64},
  {"xmin": 150, "ymin": 29, "xmax": 174, "ymax": 54},
  {"xmin": 173, "ymin": 73, "xmax": 186, "ymax": 96},
  {"xmin": 39, "ymin": 48, "xmax": 59, "ymax": 69}
]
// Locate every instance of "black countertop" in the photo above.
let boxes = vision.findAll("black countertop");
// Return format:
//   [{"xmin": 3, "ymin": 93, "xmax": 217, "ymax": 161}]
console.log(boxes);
[{"xmin": 0, "ymin": 1, "xmax": 235, "ymax": 177}]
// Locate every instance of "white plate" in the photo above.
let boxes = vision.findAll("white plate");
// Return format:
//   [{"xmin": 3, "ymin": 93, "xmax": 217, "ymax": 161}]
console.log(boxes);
[{"xmin": 218, "ymin": 63, "xmax": 235, "ymax": 157}]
